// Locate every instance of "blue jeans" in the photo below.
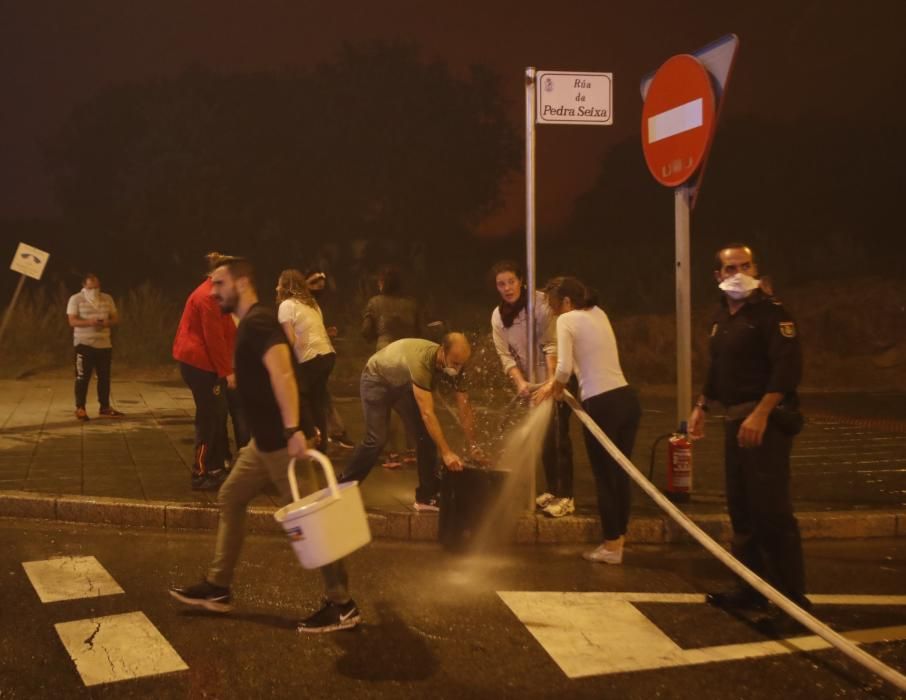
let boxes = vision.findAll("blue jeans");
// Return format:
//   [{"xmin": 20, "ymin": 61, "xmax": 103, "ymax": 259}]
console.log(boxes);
[{"xmin": 340, "ymin": 374, "xmax": 440, "ymax": 503}]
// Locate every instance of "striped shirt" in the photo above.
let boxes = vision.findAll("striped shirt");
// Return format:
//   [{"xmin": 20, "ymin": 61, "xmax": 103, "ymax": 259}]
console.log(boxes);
[{"xmin": 66, "ymin": 290, "xmax": 117, "ymax": 348}]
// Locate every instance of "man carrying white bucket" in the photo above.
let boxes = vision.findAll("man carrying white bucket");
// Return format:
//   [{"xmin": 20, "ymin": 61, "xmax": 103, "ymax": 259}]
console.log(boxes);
[
  {"xmin": 169, "ymin": 257, "xmax": 361, "ymax": 633},
  {"xmin": 340, "ymin": 334, "xmax": 483, "ymax": 510}
]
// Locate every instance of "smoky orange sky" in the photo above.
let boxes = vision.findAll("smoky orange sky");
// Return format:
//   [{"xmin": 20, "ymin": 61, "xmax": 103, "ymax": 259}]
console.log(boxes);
[{"xmin": 1, "ymin": 1, "xmax": 903, "ymax": 236}]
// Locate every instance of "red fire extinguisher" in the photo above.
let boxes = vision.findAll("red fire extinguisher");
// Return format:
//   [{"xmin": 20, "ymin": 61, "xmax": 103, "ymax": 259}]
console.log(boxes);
[
  {"xmin": 666, "ymin": 422, "xmax": 693, "ymax": 502},
  {"xmin": 649, "ymin": 421, "xmax": 693, "ymax": 503}
]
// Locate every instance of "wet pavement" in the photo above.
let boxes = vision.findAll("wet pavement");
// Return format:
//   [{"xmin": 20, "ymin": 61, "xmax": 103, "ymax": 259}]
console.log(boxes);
[
  {"xmin": 1, "ymin": 518, "xmax": 905, "ymax": 698},
  {"xmin": 1, "ymin": 379, "xmax": 905, "ymax": 517}
]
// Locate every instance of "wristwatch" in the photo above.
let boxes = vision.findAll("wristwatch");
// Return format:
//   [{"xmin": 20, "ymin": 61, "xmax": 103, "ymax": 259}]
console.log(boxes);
[{"xmin": 282, "ymin": 426, "xmax": 301, "ymax": 441}]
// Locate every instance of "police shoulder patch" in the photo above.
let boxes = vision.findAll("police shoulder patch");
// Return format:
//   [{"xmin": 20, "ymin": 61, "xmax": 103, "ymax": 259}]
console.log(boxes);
[{"xmin": 779, "ymin": 321, "xmax": 796, "ymax": 338}]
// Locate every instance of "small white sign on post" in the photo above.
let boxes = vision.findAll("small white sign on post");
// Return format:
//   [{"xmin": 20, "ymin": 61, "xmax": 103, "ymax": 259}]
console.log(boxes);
[
  {"xmin": 536, "ymin": 71, "xmax": 613, "ymax": 125},
  {"xmin": 10, "ymin": 242, "xmax": 50, "ymax": 280}
]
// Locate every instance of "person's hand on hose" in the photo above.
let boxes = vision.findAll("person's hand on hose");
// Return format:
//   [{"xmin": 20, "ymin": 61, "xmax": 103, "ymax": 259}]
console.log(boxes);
[
  {"xmin": 514, "ymin": 377, "xmax": 532, "ymax": 398},
  {"xmin": 531, "ymin": 381, "xmax": 554, "ymax": 406},
  {"xmin": 442, "ymin": 451, "xmax": 464, "ymax": 471}
]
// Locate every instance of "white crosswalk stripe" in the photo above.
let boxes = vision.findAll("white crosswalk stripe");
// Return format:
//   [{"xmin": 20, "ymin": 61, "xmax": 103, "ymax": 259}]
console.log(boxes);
[
  {"xmin": 22, "ymin": 556, "xmax": 125, "ymax": 603},
  {"xmin": 54, "ymin": 611, "xmax": 188, "ymax": 686}
]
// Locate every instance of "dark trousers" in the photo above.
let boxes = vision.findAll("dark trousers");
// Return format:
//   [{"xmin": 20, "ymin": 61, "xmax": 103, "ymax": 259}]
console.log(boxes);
[
  {"xmin": 340, "ymin": 374, "xmax": 439, "ymax": 503},
  {"xmin": 542, "ymin": 378, "xmax": 575, "ymax": 498},
  {"xmin": 724, "ymin": 417, "xmax": 806, "ymax": 601},
  {"xmin": 581, "ymin": 386, "xmax": 641, "ymax": 540},
  {"xmin": 180, "ymin": 362, "xmax": 229, "ymax": 477},
  {"xmin": 74, "ymin": 345, "xmax": 112, "ymax": 409},
  {"xmin": 295, "ymin": 353, "xmax": 336, "ymax": 447}
]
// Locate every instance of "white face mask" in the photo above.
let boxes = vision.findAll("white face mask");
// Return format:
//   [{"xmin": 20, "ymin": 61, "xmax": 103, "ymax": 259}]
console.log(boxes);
[
  {"xmin": 442, "ymin": 366, "xmax": 459, "ymax": 378},
  {"xmin": 718, "ymin": 273, "xmax": 760, "ymax": 301},
  {"xmin": 83, "ymin": 287, "xmax": 99, "ymax": 302}
]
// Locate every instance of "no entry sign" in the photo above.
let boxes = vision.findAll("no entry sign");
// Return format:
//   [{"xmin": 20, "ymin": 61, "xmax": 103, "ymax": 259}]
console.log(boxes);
[{"xmin": 641, "ymin": 54, "xmax": 716, "ymax": 187}]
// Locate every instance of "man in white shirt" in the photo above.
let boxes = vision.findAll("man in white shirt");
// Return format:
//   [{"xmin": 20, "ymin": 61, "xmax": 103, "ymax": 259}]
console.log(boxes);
[{"xmin": 66, "ymin": 273, "xmax": 124, "ymax": 421}]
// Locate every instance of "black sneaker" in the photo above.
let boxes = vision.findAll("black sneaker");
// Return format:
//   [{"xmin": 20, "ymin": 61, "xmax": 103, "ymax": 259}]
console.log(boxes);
[
  {"xmin": 169, "ymin": 580, "xmax": 232, "ymax": 613},
  {"xmin": 98, "ymin": 407, "xmax": 125, "ymax": 417},
  {"xmin": 297, "ymin": 599, "xmax": 361, "ymax": 633},
  {"xmin": 706, "ymin": 587, "xmax": 769, "ymax": 612},
  {"xmin": 191, "ymin": 469, "xmax": 228, "ymax": 491}
]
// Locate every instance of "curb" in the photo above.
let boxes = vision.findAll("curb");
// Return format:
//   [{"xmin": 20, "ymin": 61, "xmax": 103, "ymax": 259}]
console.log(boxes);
[{"xmin": 2, "ymin": 490, "xmax": 903, "ymax": 544}]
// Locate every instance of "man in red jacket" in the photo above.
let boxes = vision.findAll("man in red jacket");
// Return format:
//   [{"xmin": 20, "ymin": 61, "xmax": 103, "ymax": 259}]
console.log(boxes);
[{"xmin": 173, "ymin": 253, "xmax": 240, "ymax": 490}]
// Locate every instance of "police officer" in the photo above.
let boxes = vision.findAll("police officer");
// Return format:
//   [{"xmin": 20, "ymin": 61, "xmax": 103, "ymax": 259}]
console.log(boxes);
[{"xmin": 688, "ymin": 244, "xmax": 809, "ymax": 619}]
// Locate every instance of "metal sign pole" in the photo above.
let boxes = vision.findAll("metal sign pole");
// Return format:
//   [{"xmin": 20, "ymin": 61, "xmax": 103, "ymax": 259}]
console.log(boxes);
[
  {"xmin": 0, "ymin": 274, "xmax": 27, "ymax": 347},
  {"xmin": 674, "ymin": 186, "xmax": 692, "ymax": 426},
  {"xmin": 525, "ymin": 66, "xmax": 538, "ymax": 511},
  {"xmin": 525, "ymin": 67, "xmax": 537, "ymax": 383}
]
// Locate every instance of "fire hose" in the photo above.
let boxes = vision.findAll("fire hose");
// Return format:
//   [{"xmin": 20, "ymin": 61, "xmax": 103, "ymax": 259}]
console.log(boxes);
[{"xmin": 562, "ymin": 389, "xmax": 906, "ymax": 692}]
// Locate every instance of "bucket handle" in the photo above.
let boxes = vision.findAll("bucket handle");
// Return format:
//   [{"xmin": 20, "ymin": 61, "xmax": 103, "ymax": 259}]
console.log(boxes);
[{"xmin": 287, "ymin": 449, "xmax": 341, "ymax": 504}]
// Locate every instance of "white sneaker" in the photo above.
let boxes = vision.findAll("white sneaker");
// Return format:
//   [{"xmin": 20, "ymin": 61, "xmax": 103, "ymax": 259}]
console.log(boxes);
[
  {"xmin": 413, "ymin": 499, "xmax": 440, "ymax": 513},
  {"xmin": 535, "ymin": 492, "xmax": 555, "ymax": 509},
  {"xmin": 543, "ymin": 497, "xmax": 575, "ymax": 518},
  {"xmin": 582, "ymin": 544, "xmax": 623, "ymax": 565}
]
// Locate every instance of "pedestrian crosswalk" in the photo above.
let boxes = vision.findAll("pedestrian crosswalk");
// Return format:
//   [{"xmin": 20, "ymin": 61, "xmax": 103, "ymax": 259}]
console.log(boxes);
[
  {"xmin": 21, "ymin": 555, "xmax": 188, "ymax": 687},
  {"xmin": 498, "ymin": 591, "xmax": 906, "ymax": 679}
]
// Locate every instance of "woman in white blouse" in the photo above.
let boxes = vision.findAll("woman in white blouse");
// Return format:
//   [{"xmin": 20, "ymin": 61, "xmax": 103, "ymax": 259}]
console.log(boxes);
[
  {"xmin": 276, "ymin": 269, "xmax": 336, "ymax": 448},
  {"xmin": 533, "ymin": 276, "xmax": 641, "ymax": 564}
]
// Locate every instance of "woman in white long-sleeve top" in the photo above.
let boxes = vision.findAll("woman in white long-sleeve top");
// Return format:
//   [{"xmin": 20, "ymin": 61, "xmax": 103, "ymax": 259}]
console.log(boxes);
[
  {"xmin": 533, "ymin": 276, "xmax": 641, "ymax": 563},
  {"xmin": 490, "ymin": 260, "xmax": 575, "ymax": 517}
]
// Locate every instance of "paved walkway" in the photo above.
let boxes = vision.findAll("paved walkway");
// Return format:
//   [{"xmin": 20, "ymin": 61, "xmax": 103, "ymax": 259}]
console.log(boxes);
[{"xmin": 1, "ymin": 379, "xmax": 905, "ymax": 518}]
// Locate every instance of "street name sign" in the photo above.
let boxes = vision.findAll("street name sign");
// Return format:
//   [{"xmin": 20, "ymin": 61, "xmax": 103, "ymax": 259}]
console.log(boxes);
[{"xmin": 536, "ymin": 71, "xmax": 613, "ymax": 125}]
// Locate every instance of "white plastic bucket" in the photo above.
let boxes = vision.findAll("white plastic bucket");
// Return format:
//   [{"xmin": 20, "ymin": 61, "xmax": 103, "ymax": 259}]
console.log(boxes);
[{"xmin": 273, "ymin": 449, "xmax": 372, "ymax": 569}]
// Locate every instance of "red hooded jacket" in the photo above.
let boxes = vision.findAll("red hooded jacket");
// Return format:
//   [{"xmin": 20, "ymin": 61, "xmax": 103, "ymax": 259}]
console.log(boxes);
[{"xmin": 172, "ymin": 278, "xmax": 236, "ymax": 377}]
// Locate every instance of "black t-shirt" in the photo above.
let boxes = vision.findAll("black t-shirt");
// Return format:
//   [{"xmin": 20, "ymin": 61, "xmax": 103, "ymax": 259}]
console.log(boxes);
[
  {"xmin": 701, "ymin": 291, "xmax": 802, "ymax": 407},
  {"xmin": 234, "ymin": 303, "xmax": 295, "ymax": 452}
]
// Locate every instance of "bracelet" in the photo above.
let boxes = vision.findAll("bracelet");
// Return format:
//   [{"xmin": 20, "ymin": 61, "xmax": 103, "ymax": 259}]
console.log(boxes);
[{"xmin": 282, "ymin": 426, "xmax": 301, "ymax": 440}]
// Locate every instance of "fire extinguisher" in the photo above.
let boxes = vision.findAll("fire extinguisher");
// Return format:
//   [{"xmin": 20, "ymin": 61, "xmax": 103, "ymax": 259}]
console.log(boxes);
[{"xmin": 649, "ymin": 421, "xmax": 693, "ymax": 503}]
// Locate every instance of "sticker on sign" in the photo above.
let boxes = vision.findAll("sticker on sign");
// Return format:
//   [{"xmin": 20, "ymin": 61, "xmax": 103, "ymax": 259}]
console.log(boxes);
[
  {"xmin": 10, "ymin": 242, "xmax": 50, "ymax": 280},
  {"xmin": 536, "ymin": 72, "xmax": 613, "ymax": 126}
]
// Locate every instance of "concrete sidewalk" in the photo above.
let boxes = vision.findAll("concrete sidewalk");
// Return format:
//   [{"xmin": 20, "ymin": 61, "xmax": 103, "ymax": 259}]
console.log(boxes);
[{"xmin": 1, "ymin": 378, "xmax": 904, "ymax": 543}]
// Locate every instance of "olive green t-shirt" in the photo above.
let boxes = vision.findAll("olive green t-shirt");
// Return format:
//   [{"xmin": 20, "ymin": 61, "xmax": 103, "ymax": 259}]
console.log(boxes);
[{"xmin": 364, "ymin": 338, "xmax": 464, "ymax": 391}]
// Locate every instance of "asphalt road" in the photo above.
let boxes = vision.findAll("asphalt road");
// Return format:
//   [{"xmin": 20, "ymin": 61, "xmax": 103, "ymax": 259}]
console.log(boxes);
[{"xmin": 1, "ymin": 518, "xmax": 906, "ymax": 699}]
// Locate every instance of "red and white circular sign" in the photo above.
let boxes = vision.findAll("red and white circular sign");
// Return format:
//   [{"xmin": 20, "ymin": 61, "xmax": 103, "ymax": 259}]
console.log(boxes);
[{"xmin": 641, "ymin": 54, "xmax": 716, "ymax": 187}]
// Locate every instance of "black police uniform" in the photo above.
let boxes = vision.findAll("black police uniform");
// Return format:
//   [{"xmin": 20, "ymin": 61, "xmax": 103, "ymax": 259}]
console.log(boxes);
[{"xmin": 701, "ymin": 289, "xmax": 807, "ymax": 604}]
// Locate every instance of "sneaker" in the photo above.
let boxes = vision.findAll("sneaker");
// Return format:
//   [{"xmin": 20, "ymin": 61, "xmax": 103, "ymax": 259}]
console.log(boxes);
[
  {"xmin": 191, "ymin": 469, "xmax": 228, "ymax": 491},
  {"xmin": 413, "ymin": 498, "xmax": 440, "ymax": 513},
  {"xmin": 169, "ymin": 580, "xmax": 232, "ymax": 613},
  {"xmin": 98, "ymin": 407, "xmax": 125, "ymax": 417},
  {"xmin": 75, "ymin": 407, "xmax": 90, "ymax": 422},
  {"xmin": 402, "ymin": 449, "xmax": 417, "ymax": 464},
  {"xmin": 535, "ymin": 492, "xmax": 555, "ymax": 509},
  {"xmin": 705, "ymin": 587, "xmax": 769, "ymax": 612},
  {"xmin": 297, "ymin": 599, "xmax": 361, "ymax": 633},
  {"xmin": 582, "ymin": 543, "xmax": 623, "ymax": 565},
  {"xmin": 329, "ymin": 434, "xmax": 355, "ymax": 450},
  {"xmin": 543, "ymin": 497, "xmax": 575, "ymax": 518}
]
